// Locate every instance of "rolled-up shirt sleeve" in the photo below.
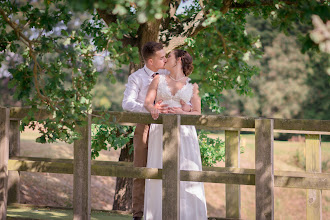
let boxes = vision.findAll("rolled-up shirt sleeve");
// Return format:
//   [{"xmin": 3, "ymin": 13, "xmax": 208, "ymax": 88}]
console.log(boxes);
[{"xmin": 122, "ymin": 75, "xmax": 148, "ymax": 113}]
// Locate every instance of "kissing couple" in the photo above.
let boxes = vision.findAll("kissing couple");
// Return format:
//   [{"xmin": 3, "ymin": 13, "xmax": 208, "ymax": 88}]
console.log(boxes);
[{"xmin": 122, "ymin": 41, "xmax": 207, "ymax": 220}]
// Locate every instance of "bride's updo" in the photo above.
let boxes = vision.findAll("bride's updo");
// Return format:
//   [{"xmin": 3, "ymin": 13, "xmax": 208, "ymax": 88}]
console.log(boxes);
[{"xmin": 174, "ymin": 50, "xmax": 194, "ymax": 76}]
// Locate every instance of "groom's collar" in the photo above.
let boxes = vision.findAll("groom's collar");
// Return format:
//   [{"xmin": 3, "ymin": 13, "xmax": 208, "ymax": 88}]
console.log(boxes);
[{"xmin": 144, "ymin": 65, "xmax": 157, "ymax": 77}]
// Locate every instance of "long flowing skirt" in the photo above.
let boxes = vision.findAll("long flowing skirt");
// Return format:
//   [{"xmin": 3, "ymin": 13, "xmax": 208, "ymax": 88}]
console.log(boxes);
[{"xmin": 144, "ymin": 124, "xmax": 207, "ymax": 220}]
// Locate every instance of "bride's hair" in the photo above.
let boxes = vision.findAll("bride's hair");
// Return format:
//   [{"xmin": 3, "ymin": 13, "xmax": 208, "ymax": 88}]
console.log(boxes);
[{"xmin": 174, "ymin": 50, "xmax": 194, "ymax": 76}]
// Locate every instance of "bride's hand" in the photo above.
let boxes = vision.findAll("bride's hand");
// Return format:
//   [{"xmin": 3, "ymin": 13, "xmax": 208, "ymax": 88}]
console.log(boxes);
[
  {"xmin": 155, "ymin": 100, "xmax": 169, "ymax": 113},
  {"xmin": 180, "ymin": 100, "xmax": 192, "ymax": 112},
  {"xmin": 151, "ymin": 107, "xmax": 160, "ymax": 120},
  {"xmin": 168, "ymin": 107, "xmax": 184, "ymax": 114}
]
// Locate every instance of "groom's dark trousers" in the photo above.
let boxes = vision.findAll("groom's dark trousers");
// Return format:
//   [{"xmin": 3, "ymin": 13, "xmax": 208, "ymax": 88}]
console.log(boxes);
[{"xmin": 132, "ymin": 123, "xmax": 150, "ymax": 218}]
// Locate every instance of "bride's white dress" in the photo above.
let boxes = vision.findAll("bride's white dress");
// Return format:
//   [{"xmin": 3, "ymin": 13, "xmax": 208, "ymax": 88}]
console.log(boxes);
[{"xmin": 144, "ymin": 75, "xmax": 207, "ymax": 220}]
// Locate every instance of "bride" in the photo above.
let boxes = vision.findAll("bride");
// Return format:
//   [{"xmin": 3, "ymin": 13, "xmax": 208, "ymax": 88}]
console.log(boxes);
[{"xmin": 143, "ymin": 50, "xmax": 207, "ymax": 220}]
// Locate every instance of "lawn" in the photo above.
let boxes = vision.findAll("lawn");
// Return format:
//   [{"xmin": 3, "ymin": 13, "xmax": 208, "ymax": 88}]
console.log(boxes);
[
  {"xmin": 7, "ymin": 204, "xmax": 131, "ymax": 220},
  {"xmin": 8, "ymin": 128, "xmax": 330, "ymax": 219}
]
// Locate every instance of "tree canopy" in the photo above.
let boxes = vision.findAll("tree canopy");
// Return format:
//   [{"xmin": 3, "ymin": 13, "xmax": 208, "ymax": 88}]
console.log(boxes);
[
  {"xmin": 0, "ymin": 0, "xmax": 329, "ymax": 162},
  {"xmin": 1, "ymin": 0, "xmax": 329, "ymax": 211}
]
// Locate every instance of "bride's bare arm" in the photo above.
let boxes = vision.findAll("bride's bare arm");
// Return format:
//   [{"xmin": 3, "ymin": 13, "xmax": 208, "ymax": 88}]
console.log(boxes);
[
  {"xmin": 144, "ymin": 75, "xmax": 160, "ymax": 119},
  {"xmin": 187, "ymin": 83, "xmax": 201, "ymax": 115}
]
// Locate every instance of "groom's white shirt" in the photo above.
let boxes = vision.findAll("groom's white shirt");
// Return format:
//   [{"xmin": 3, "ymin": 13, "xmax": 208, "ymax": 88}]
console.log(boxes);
[{"xmin": 122, "ymin": 65, "xmax": 169, "ymax": 113}]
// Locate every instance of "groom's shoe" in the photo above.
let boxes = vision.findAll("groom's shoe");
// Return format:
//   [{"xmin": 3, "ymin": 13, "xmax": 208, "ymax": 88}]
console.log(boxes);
[{"xmin": 133, "ymin": 217, "xmax": 142, "ymax": 220}]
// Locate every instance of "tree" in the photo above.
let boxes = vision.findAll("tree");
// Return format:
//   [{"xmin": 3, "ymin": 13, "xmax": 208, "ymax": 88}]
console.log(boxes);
[
  {"xmin": 222, "ymin": 33, "xmax": 311, "ymax": 118},
  {"xmin": 220, "ymin": 15, "xmax": 330, "ymax": 141},
  {"xmin": 1, "ymin": 0, "xmax": 329, "ymax": 211}
]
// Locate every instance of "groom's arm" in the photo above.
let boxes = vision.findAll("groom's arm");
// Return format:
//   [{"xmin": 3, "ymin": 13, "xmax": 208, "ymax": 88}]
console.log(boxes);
[{"xmin": 122, "ymin": 75, "xmax": 148, "ymax": 113}]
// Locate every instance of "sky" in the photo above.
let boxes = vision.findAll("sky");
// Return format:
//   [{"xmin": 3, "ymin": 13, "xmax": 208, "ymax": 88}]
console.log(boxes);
[{"xmin": 177, "ymin": 0, "xmax": 193, "ymax": 14}]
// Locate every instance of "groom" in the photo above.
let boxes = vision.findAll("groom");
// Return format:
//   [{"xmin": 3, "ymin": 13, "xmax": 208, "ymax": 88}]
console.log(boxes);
[{"xmin": 122, "ymin": 41, "xmax": 190, "ymax": 220}]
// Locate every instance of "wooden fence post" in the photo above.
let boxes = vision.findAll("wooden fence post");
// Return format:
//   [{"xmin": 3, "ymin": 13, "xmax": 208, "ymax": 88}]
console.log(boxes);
[
  {"xmin": 73, "ymin": 114, "xmax": 91, "ymax": 220},
  {"xmin": 225, "ymin": 130, "xmax": 241, "ymax": 218},
  {"xmin": 255, "ymin": 119, "xmax": 274, "ymax": 220},
  {"xmin": 305, "ymin": 134, "xmax": 322, "ymax": 220},
  {"xmin": 8, "ymin": 120, "xmax": 20, "ymax": 204},
  {"xmin": 0, "ymin": 107, "xmax": 10, "ymax": 219},
  {"xmin": 162, "ymin": 114, "xmax": 180, "ymax": 220}
]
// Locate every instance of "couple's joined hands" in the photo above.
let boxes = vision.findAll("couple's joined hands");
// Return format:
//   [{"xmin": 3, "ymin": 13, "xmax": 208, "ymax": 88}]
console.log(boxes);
[{"xmin": 151, "ymin": 100, "xmax": 190, "ymax": 120}]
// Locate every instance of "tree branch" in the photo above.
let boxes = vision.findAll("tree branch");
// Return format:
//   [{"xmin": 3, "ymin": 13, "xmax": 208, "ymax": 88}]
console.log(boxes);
[
  {"xmin": 30, "ymin": 51, "xmax": 54, "ymax": 107},
  {"xmin": 162, "ymin": 0, "xmax": 181, "ymax": 31},
  {"xmin": 164, "ymin": 0, "xmax": 300, "ymax": 52},
  {"xmin": 0, "ymin": 9, "xmax": 31, "ymax": 47},
  {"xmin": 0, "ymin": 8, "xmax": 57, "ymax": 107},
  {"xmin": 215, "ymin": 27, "xmax": 229, "ymax": 56},
  {"xmin": 96, "ymin": 9, "xmax": 118, "ymax": 24},
  {"xmin": 96, "ymin": 8, "xmax": 138, "ymax": 47},
  {"xmin": 221, "ymin": 0, "xmax": 233, "ymax": 14},
  {"xmin": 164, "ymin": 5, "xmax": 206, "ymax": 52},
  {"xmin": 230, "ymin": 0, "xmax": 298, "ymax": 9}
]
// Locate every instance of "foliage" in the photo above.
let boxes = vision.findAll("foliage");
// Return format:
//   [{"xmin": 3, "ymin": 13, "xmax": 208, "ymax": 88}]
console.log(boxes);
[
  {"xmin": 310, "ymin": 15, "xmax": 330, "ymax": 54},
  {"xmin": 91, "ymin": 66, "xmax": 128, "ymax": 111},
  {"xmin": 293, "ymin": 147, "xmax": 330, "ymax": 172},
  {"xmin": 1, "ymin": 0, "xmax": 329, "ymax": 211},
  {"xmin": 301, "ymin": 52, "xmax": 330, "ymax": 120},
  {"xmin": 90, "ymin": 123, "xmax": 228, "ymax": 166},
  {"xmin": 198, "ymin": 130, "xmax": 245, "ymax": 166},
  {"xmin": 198, "ymin": 130, "xmax": 225, "ymax": 166},
  {"xmin": 293, "ymin": 148, "xmax": 306, "ymax": 170},
  {"xmin": 91, "ymin": 123, "xmax": 134, "ymax": 159},
  {"xmin": 221, "ymin": 16, "xmax": 330, "ymax": 123},
  {"xmin": 1, "ymin": 0, "xmax": 329, "ymax": 158}
]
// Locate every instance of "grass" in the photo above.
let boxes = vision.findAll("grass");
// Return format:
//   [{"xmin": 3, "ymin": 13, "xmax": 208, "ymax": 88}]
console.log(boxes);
[
  {"xmin": 9, "ymin": 129, "xmax": 330, "ymax": 219},
  {"xmin": 7, "ymin": 204, "xmax": 131, "ymax": 220},
  {"xmin": 206, "ymin": 133, "xmax": 330, "ymax": 219}
]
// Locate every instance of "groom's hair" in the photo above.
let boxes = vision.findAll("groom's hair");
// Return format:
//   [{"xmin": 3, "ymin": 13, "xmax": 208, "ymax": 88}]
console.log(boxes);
[{"xmin": 142, "ymin": 42, "xmax": 163, "ymax": 61}]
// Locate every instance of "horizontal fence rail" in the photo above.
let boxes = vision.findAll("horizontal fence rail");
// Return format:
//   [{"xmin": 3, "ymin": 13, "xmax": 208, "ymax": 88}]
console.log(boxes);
[
  {"xmin": 2, "ymin": 107, "xmax": 330, "ymax": 220},
  {"xmin": 9, "ymin": 108, "xmax": 330, "ymax": 134},
  {"xmin": 7, "ymin": 157, "xmax": 330, "ymax": 190}
]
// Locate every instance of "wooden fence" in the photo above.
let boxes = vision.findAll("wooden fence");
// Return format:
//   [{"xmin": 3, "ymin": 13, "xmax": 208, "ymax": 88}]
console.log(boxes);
[{"xmin": 1, "ymin": 107, "xmax": 330, "ymax": 220}]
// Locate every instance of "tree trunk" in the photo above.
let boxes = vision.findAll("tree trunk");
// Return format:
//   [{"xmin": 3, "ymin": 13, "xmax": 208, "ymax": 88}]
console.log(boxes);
[
  {"xmin": 111, "ymin": 3, "xmax": 171, "ymax": 209},
  {"xmin": 112, "ymin": 138, "xmax": 134, "ymax": 211}
]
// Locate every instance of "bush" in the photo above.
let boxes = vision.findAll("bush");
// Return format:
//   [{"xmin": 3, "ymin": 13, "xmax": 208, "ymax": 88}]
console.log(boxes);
[{"xmin": 198, "ymin": 130, "xmax": 226, "ymax": 167}]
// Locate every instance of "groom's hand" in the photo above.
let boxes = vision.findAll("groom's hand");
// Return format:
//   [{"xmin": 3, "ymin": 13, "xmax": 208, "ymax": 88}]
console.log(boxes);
[
  {"xmin": 155, "ymin": 100, "xmax": 169, "ymax": 113},
  {"xmin": 180, "ymin": 100, "xmax": 192, "ymax": 112}
]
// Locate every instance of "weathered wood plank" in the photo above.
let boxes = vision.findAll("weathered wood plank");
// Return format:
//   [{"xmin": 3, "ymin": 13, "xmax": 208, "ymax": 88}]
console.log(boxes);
[
  {"xmin": 10, "ymin": 108, "xmax": 330, "ymax": 133},
  {"xmin": 7, "ymin": 157, "xmax": 330, "ymax": 189},
  {"xmin": 225, "ymin": 131, "xmax": 240, "ymax": 169},
  {"xmin": 0, "ymin": 107, "xmax": 10, "ymax": 219},
  {"xmin": 8, "ymin": 120, "xmax": 20, "ymax": 204},
  {"xmin": 274, "ymin": 119, "xmax": 330, "ymax": 133},
  {"xmin": 225, "ymin": 131, "xmax": 241, "ymax": 219},
  {"xmin": 305, "ymin": 134, "xmax": 321, "ymax": 220},
  {"xmin": 73, "ymin": 115, "xmax": 92, "ymax": 220},
  {"xmin": 92, "ymin": 112, "xmax": 330, "ymax": 134},
  {"xmin": 181, "ymin": 170, "xmax": 330, "ymax": 189},
  {"xmin": 255, "ymin": 119, "xmax": 274, "ymax": 220},
  {"xmin": 7, "ymin": 159, "xmax": 161, "ymax": 179},
  {"xmin": 181, "ymin": 170, "xmax": 255, "ymax": 185},
  {"xmin": 162, "ymin": 115, "xmax": 180, "ymax": 220}
]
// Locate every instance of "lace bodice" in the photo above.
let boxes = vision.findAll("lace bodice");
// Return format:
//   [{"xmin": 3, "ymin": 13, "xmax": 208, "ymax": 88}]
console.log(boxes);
[{"xmin": 156, "ymin": 75, "xmax": 194, "ymax": 107}]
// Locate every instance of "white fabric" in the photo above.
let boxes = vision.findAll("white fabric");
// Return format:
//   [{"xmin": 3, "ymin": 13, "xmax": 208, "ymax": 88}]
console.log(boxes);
[
  {"xmin": 122, "ymin": 65, "xmax": 169, "ymax": 113},
  {"xmin": 156, "ymin": 74, "xmax": 194, "ymax": 108},
  {"xmin": 144, "ymin": 75, "xmax": 207, "ymax": 220}
]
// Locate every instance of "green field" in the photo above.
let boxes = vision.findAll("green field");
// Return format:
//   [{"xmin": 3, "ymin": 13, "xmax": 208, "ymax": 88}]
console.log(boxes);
[{"xmin": 7, "ymin": 129, "xmax": 330, "ymax": 219}]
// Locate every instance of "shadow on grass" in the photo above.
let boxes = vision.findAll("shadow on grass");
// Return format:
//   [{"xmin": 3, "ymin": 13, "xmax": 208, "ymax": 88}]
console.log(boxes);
[{"xmin": 7, "ymin": 204, "xmax": 131, "ymax": 220}]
